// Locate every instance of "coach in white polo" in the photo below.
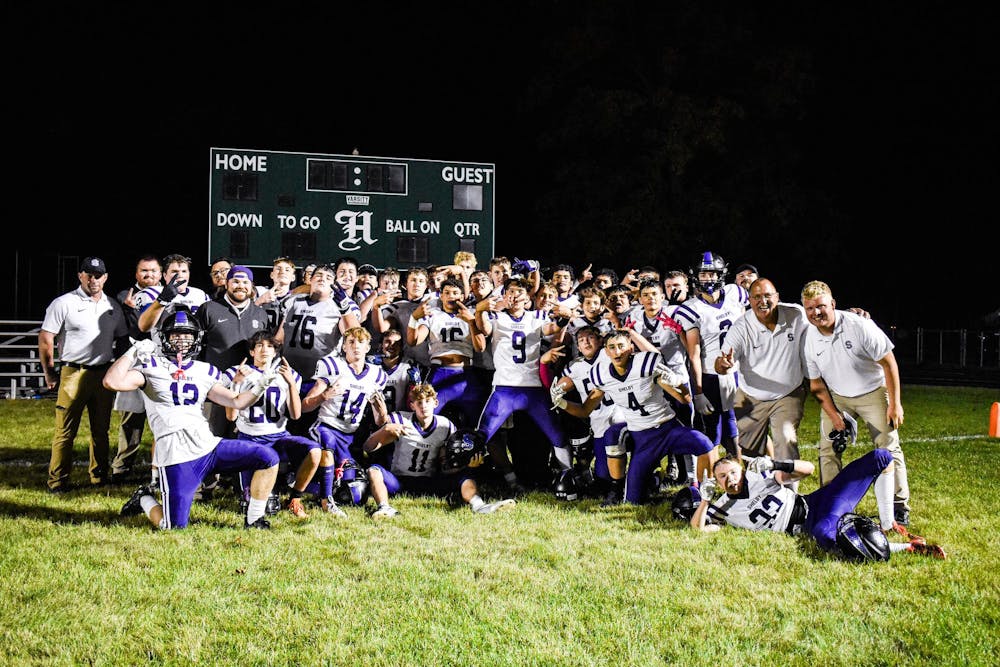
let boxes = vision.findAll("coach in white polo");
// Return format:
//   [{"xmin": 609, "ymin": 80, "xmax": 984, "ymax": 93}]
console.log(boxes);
[
  {"xmin": 715, "ymin": 278, "xmax": 808, "ymax": 462},
  {"xmin": 800, "ymin": 279, "xmax": 910, "ymax": 525}
]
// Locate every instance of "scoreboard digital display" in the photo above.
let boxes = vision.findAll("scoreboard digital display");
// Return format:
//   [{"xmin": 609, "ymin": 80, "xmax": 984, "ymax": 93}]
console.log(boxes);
[{"xmin": 209, "ymin": 147, "xmax": 495, "ymax": 270}]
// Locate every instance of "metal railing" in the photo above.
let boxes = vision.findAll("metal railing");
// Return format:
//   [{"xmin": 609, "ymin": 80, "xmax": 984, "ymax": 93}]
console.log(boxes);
[
  {"xmin": 914, "ymin": 328, "xmax": 1000, "ymax": 368},
  {"xmin": 0, "ymin": 320, "xmax": 52, "ymax": 399}
]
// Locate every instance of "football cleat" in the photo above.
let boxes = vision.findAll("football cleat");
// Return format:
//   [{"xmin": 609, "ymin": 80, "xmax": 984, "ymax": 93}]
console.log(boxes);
[
  {"xmin": 322, "ymin": 496, "xmax": 348, "ymax": 519},
  {"xmin": 371, "ymin": 505, "xmax": 400, "ymax": 519},
  {"xmin": 601, "ymin": 487, "xmax": 625, "ymax": 507},
  {"xmin": 287, "ymin": 497, "xmax": 308, "ymax": 519},
  {"xmin": 474, "ymin": 499, "xmax": 516, "ymax": 514},
  {"xmin": 121, "ymin": 485, "xmax": 154, "ymax": 517},
  {"xmin": 907, "ymin": 540, "xmax": 947, "ymax": 559},
  {"xmin": 265, "ymin": 492, "xmax": 281, "ymax": 516},
  {"xmin": 244, "ymin": 516, "xmax": 271, "ymax": 530}
]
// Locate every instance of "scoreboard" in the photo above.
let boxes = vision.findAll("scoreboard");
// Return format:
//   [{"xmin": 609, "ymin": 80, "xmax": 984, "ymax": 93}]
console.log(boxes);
[{"xmin": 208, "ymin": 147, "xmax": 495, "ymax": 270}]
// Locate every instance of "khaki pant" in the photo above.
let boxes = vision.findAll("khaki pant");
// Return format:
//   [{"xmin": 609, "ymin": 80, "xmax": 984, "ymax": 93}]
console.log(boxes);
[
  {"xmin": 48, "ymin": 365, "xmax": 115, "ymax": 489},
  {"xmin": 733, "ymin": 384, "xmax": 806, "ymax": 460},
  {"xmin": 110, "ymin": 410, "xmax": 148, "ymax": 475},
  {"xmin": 818, "ymin": 385, "xmax": 910, "ymax": 509}
]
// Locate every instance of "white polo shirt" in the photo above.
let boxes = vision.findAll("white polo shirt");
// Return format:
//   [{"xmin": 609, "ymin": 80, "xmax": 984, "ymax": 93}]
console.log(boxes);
[
  {"xmin": 803, "ymin": 310, "xmax": 893, "ymax": 398},
  {"xmin": 726, "ymin": 303, "xmax": 808, "ymax": 401},
  {"xmin": 41, "ymin": 287, "xmax": 119, "ymax": 366}
]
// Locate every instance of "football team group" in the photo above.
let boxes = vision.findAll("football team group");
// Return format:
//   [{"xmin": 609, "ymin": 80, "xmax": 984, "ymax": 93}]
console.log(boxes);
[{"xmin": 38, "ymin": 250, "xmax": 946, "ymax": 562}]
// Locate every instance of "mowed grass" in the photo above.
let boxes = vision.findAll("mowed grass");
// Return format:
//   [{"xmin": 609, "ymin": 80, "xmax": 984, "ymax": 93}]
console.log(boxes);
[{"xmin": 0, "ymin": 385, "xmax": 998, "ymax": 666}]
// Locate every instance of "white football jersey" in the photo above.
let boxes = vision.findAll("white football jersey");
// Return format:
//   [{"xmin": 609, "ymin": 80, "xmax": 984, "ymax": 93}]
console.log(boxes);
[
  {"xmin": 624, "ymin": 307, "xmax": 689, "ymax": 381},
  {"xmin": 486, "ymin": 309, "xmax": 550, "ymax": 387},
  {"xmin": 383, "ymin": 411, "xmax": 455, "ymax": 477},
  {"xmin": 313, "ymin": 356, "xmax": 388, "ymax": 433},
  {"xmin": 673, "ymin": 284, "xmax": 748, "ymax": 376},
  {"xmin": 422, "ymin": 308, "xmax": 475, "ymax": 361},
  {"xmin": 705, "ymin": 470, "xmax": 799, "ymax": 533},
  {"xmin": 563, "ymin": 350, "xmax": 626, "ymax": 438},
  {"xmin": 224, "ymin": 364, "xmax": 302, "ymax": 436},
  {"xmin": 138, "ymin": 355, "xmax": 223, "ymax": 466},
  {"xmin": 379, "ymin": 358, "xmax": 421, "ymax": 412},
  {"xmin": 589, "ymin": 350, "xmax": 674, "ymax": 431},
  {"xmin": 281, "ymin": 295, "xmax": 347, "ymax": 379}
]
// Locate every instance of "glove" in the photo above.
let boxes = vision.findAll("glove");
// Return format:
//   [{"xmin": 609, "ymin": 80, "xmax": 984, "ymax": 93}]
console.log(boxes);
[
  {"xmin": 698, "ymin": 478, "xmax": 718, "ymax": 502},
  {"xmin": 549, "ymin": 382, "xmax": 566, "ymax": 408},
  {"xmin": 654, "ymin": 361, "xmax": 683, "ymax": 387},
  {"xmin": 406, "ymin": 366, "xmax": 422, "ymax": 385},
  {"xmin": 745, "ymin": 455, "xmax": 774, "ymax": 474},
  {"xmin": 511, "ymin": 257, "xmax": 538, "ymax": 275},
  {"xmin": 693, "ymin": 393, "xmax": 714, "ymax": 416},
  {"xmin": 130, "ymin": 339, "xmax": 156, "ymax": 365},
  {"xmin": 157, "ymin": 275, "xmax": 182, "ymax": 304},
  {"xmin": 252, "ymin": 371, "xmax": 278, "ymax": 396},
  {"xmin": 332, "ymin": 286, "xmax": 358, "ymax": 314}
]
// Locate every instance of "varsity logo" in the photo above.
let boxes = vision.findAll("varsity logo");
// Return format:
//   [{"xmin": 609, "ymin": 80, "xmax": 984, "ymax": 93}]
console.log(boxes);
[{"xmin": 335, "ymin": 210, "xmax": 377, "ymax": 252}]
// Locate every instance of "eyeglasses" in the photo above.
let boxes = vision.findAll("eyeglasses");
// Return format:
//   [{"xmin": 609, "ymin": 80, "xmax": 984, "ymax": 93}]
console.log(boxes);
[{"xmin": 210, "ymin": 269, "xmax": 231, "ymax": 276}]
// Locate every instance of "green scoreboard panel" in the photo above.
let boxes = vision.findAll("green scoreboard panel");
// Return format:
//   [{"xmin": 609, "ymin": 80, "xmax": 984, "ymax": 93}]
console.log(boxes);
[{"xmin": 209, "ymin": 147, "xmax": 495, "ymax": 270}]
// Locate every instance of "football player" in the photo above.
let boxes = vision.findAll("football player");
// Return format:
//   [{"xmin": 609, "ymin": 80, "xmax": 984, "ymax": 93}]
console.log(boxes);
[
  {"xmin": 560, "ymin": 330, "xmax": 717, "ymax": 505},
  {"xmin": 224, "ymin": 331, "xmax": 322, "ymax": 519},
  {"xmin": 408, "ymin": 278, "xmax": 488, "ymax": 428},
  {"xmin": 277, "ymin": 263, "xmax": 361, "ymax": 382},
  {"xmin": 549, "ymin": 326, "xmax": 628, "ymax": 505},
  {"xmin": 673, "ymin": 251, "xmax": 749, "ymax": 458},
  {"xmin": 475, "ymin": 278, "xmax": 572, "ymax": 494},
  {"xmin": 622, "ymin": 279, "xmax": 697, "ymax": 486},
  {"xmin": 690, "ymin": 450, "xmax": 945, "ymax": 560},
  {"xmin": 362, "ymin": 383, "xmax": 515, "ymax": 517},
  {"xmin": 371, "ymin": 267, "xmax": 433, "ymax": 370},
  {"xmin": 254, "ymin": 256, "xmax": 298, "ymax": 334},
  {"xmin": 302, "ymin": 327, "xmax": 388, "ymax": 517},
  {"xmin": 108, "ymin": 309, "xmax": 280, "ymax": 529}
]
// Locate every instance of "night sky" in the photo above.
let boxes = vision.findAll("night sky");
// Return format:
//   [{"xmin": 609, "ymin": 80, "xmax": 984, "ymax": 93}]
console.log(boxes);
[{"xmin": 6, "ymin": 3, "xmax": 998, "ymax": 330}]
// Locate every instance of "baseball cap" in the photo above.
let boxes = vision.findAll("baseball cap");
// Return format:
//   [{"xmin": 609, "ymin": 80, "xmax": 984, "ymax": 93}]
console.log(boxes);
[
  {"xmin": 734, "ymin": 263, "xmax": 758, "ymax": 275},
  {"xmin": 79, "ymin": 257, "xmax": 107, "ymax": 275},
  {"xmin": 226, "ymin": 265, "xmax": 254, "ymax": 282},
  {"xmin": 358, "ymin": 263, "xmax": 378, "ymax": 276}
]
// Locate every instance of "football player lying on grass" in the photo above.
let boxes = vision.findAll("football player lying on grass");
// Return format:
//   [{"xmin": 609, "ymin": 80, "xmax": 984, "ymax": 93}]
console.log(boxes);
[{"xmin": 685, "ymin": 450, "xmax": 946, "ymax": 561}]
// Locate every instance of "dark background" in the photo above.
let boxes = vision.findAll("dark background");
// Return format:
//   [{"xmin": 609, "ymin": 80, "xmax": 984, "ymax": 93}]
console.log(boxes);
[{"xmin": 5, "ymin": 3, "xmax": 998, "ymax": 331}]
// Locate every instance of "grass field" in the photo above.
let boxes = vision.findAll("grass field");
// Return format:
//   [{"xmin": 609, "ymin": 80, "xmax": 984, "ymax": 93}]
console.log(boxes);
[{"xmin": 1, "ymin": 385, "xmax": 998, "ymax": 666}]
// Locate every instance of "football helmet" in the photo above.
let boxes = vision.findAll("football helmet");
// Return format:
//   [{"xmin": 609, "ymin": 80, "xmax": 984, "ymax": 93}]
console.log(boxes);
[
  {"xmin": 333, "ymin": 459, "xmax": 369, "ymax": 506},
  {"xmin": 552, "ymin": 469, "xmax": 579, "ymax": 501},
  {"xmin": 158, "ymin": 307, "xmax": 203, "ymax": 360},
  {"xmin": 690, "ymin": 251, "xmax": 728, "ymax": 295},
  {"xmin": 835, "ymin": 513, "xmax": 891, "ymax": 562},
  {"xmin": 443, "ymin": 429, "xmax": 488, "ymax": 472},
  {"xmin": 670, "ymin": 485, "xmax": 701, "ymax": 522}
]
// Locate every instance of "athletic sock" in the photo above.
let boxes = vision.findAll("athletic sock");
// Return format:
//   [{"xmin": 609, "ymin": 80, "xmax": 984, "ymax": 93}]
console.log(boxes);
[
  {"xmin": 139, "ymin": 495, "xmax": 159, "ymax": 517},
  {"xmin": 874, "ymin": 471, "xmax": 895, "ymax": 530},
  {"xmin": 469, "ymin": 495, "xmax": 485, "ymax": 511},
  {"xmin": 247, "ymin": 497, "xmax": 267, "ymax": 524},
  {"xmin": 320, "ymin": 465, "xmax": 335, "ymax": 498}
]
